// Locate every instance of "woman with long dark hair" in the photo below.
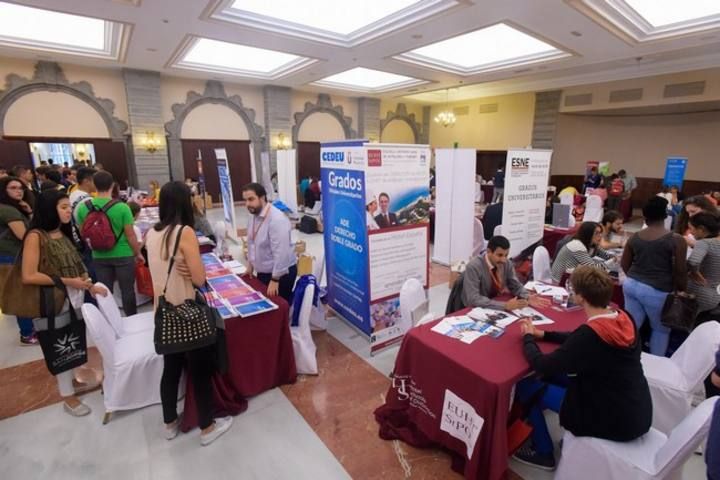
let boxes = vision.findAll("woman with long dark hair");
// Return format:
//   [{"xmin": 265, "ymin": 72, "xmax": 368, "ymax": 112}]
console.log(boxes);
[
  {"xmin": 551, "ymin": 221, "xmax": 613, "ymax": 283},
  {"xmin": 0, "ymin": 176, "xmax": 36, "ymax": 344},
  {"xmin": 145, "ymin": 181, "xmax": 232, "ymax": 446},
  {"xmin": 674, "ymin": 195, "xmax": 718, "ymax": 246},
  {"xmin": 21, "ymin": 189, "xmax": 107, "ymax": 415}
]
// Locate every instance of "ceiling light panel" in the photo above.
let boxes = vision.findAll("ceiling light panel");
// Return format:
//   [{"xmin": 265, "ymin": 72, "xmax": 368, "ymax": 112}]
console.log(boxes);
[
  {"xmin": 312, "ymin": 67, "xmax": 427, "ymax": 93},
  {"xmin": 210, "ymin": 0, "xmax": 460, "ymax": 47},
  {"xmin": 0, "ymin": 2, "xmax": 126, "ymax": 59},
  {"xmin": 172, "ymin": 37, "xmax": 316, "ymax": 79},
  {"xmin": 394, "ymin": 23, "xmax": 570, "ymax": 75},
  {"xmin": 624, "ymin": 0, "xmax": 720, "ymax": 27}
]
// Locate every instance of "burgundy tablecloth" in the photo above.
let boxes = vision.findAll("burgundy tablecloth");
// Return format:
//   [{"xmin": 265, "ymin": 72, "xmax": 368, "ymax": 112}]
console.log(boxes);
[
  {"xmin": 181, "ymin": 277, "xmax": 297, "ymax": 432},
  {"xmin": 542, "ymin": 226, "xmax": 576, "ymax": 258},
  {"xmin": 375, "ymin": 305, "xmax": 586, "ymax": 480},
  {"xmin": 620, "ymin": 198, "xmax": 633, "ymax": 221}
]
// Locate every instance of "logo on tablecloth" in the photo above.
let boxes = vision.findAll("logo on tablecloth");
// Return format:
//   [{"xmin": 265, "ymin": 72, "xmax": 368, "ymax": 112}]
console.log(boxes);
[{"xmin": 440, "ymin": 389, "xmax": 484, "ymax": 459}]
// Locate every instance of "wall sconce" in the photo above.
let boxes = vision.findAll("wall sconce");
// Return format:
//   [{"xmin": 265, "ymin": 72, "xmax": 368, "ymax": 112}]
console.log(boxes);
[
  {"xmin": 142, "ymin": 131, "xmax": 163, "ymax": 154},
  {"xmin": 273, "ymin": 132, "xmax": 292, "ymax": 150}
]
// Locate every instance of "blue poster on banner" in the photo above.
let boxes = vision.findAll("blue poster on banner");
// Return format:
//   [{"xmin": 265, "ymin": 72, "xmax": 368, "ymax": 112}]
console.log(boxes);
[
  {"xmin": 321, "ymin": 140, "xmax": 371, "ymax": 335},
  {"xmin": 663, "ymin": 157, "xmax": 688, "ymax": 188},
  {"xmin": 215, "ymin": 148, "xmax": 237, "ymax": 239}
]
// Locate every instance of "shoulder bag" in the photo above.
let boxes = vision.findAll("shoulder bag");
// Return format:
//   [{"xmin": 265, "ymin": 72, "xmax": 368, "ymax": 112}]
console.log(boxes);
[
  {"xmin": 661, "ymin": 291, "xmax": 698, "ymax": 332},
  {"xmin": 154, "ymin": 226, "xmax": 221, "ymax": 355}
]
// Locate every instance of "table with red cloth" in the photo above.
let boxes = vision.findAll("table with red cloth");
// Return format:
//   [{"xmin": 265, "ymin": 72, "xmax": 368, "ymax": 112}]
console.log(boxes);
[
  {"xmin": 542, "ymin": 225, "xmax": 577, "ymax": 258},
  {"xmin": 481, "ymin": 185, "xmax": 494, "ymax": 203},
  {"xmin": 375, "ymin": 305, "xmax": 586, "ymax": 480},
  {"xmin": 181, "ymin": 277, "xmax": 297, "ymax": 432},
  {"xmin": 619, "ymin": 197, "xmax": 633, "ymax": 221}
]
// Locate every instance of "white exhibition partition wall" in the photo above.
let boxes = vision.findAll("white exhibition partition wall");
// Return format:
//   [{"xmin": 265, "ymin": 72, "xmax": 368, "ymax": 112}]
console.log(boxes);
[
  {"xmin": 432, "ymin": 148, "xmax": 475, "ymax": 265},
  {"xmin": 260, "ymin": 151, "xmax": 276, "ymax": 200},
  {"xmin": 276, "ymin": 149, "xmax": 298, "ymax": 213}
]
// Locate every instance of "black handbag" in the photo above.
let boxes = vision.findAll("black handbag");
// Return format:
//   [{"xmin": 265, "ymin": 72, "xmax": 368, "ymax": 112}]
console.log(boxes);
[
  {"xmin": 661, "ymin": 291, "xmax": 699, "ymax": 332},
  {"xmin": 154, "ymin": 227, "xmax": 218, "ymax": 355},
  {"xmin": 35, "ymin": 278, "xmax": 88, "ymax": 375}
]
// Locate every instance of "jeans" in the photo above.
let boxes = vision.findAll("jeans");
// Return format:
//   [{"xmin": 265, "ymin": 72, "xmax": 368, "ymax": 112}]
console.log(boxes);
[
  {"xmin": 257, "ymin": 264, "xmax": 298, "ymax": 304},
  {"xmin": 161, "ymin": 345, "xmax": 216, "ymax": 430},
  {"xmin": 516, "ymin": 377, "xmax": 567, "ymax": 456},
  {"xmin": 94, "ymin": 256, "xmax": 137, "ymax": 316},
  {"xmin": 0, "ymin": 255, "xmax": 34, "ymax": 337},
  {"xmin": 623, "ymin": 276, "xmax": 670, "ymax": 356}
]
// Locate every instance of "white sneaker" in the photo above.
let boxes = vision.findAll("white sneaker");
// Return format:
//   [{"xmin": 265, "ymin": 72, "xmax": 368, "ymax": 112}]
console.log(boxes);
[
  {"xmin": 200, "ymin": 416, "xmax": 233, "ymax": 446},
  {"xmin": 164, "ymin": 415, "xmax": 182, "ymax": 440},
  {"xmin": 63, "ymin": 401, "xmax": 91, "ymax": 417}
]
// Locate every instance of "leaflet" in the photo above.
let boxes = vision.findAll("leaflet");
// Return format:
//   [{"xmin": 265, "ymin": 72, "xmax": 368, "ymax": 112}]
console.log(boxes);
[
  {"xmin": 467, "ymin": 308, "xmax": 519, "ymax": 328},
  {"xmin": 202, "ymin": 253, "xmax": 233, "ymax": 278},
  {"xmin": 525, "ymin": 282, "xmax": 568, "ymax": 298},
  {"xmin": 206, "ymin": 273, "xmax": 278, "ymax": 318},
  {"xmin": 512, "ymin": 307, "xmax": 554, "ymax": 326},
  {"xmin": 431, "ymin": 315, "xmax": 505, "ymax": 344}
]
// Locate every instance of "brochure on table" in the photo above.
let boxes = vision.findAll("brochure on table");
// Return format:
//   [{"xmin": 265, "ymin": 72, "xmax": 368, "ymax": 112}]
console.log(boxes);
[
  {"xmin": 215, "ymin": 148, "xmax": 238, "ymax": 240},
  {"xmin": 321, "ymin": 141, "xmax": 430, "ymax": 353},
  {"xmin": 501, "ymin": 149, "xmax": 553, "ymax": 257},
  {"xmin": 201, "ymin": 253, "xmax": 277, "ymax": 318}
]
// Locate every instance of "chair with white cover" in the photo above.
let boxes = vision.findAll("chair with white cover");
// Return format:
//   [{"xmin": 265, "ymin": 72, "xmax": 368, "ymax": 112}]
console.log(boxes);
[
  {"xmin": 312, "ymin": 252, "xmax": 325, "ymax": 286},
  {"xmin": 81, "ymin": 303, "xmax": 168, "ymax": 424},
  {"xmin": 95, "ymin": 282, "xmax": 153, "ymax": 338},
  {"xmin": 289, "ymin": 282, "xmax": 318, "ymax": 375},
  {"xmin": 583, "ymin": 194, "xmax": 604, "ymax": 222},
  {"xmin": 399, "ymin": 278, "xmax": 427, "ymax": 330},
  {"xmin": 532, "ymin": 246, "xmax": 553, "ymax": 284},
  {"xmin": 416, "ymin": 312, "xmax": 437, "ymax": 326},
  {"xmin": 471, "ymin": 218, "xmax": 485, "ymax": 257},
  {"xmin": 493, "ymin": 225, "xmax": 502, "ymax": 237},
  {"xmin": 641, "ymin": 320, "xmax": 720, "ymax": 433},
  {"xmin": 555, "ymin": 396, "xmax": 718, "ymax": 480}
]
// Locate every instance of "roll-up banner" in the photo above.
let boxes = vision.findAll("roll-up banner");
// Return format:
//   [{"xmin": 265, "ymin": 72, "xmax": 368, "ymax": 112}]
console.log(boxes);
[
  {"xmin": 215, "ymin": 148, "xmax": 238, "ymax": 240},
  {"xmin": 501, "ymin": 149, "xmax": 552, "ymax": 258},
  {"xmin": 663, "ymin": 157, "xmax": 688, "ymax": 188}
]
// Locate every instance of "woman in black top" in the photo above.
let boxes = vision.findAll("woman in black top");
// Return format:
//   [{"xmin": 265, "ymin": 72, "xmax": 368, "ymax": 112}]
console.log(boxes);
[
  {"xmin": 514, "ymin": 266, "xmax": 652, "ymax": 470},
  {"xmin": 622, "ymin": 196, "xmax": 687, "ymax": 356}
]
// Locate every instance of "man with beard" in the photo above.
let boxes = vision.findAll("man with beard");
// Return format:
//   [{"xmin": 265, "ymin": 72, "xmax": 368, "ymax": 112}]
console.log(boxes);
[
  {"xmin": 600, "ymin": 210, "xmax": 625, "ymax": 249},
  {"xmin": 242, "ymin": 182, "xmax": 297, "ymax": 302}
]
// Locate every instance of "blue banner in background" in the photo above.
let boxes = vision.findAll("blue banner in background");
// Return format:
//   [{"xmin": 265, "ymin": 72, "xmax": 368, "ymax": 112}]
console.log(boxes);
[
  {"xmin": 663, "ymin": 157, "xmax": 688, "ymax": 188},
  {"xmin": 321, "ymin": 141, "xmax": 371, "ymax": 335}
]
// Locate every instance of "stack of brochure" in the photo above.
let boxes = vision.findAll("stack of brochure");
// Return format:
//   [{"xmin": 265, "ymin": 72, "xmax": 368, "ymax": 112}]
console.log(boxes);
[
  {"xmin": 202, "ymin": 254, "xmax": 278, "ymax": 319},
  {"xmin": 431, "ymin": 314, "xmax": 506, "ymax": 344}
]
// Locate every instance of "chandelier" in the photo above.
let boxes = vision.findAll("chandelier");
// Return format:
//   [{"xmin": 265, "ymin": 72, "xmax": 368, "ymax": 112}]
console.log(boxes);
[{"xmin": 434, "ymin": 89, "xmax": 456, "ymax": 128}]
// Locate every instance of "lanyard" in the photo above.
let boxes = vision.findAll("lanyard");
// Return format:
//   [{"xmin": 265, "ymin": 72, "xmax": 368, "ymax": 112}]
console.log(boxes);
[{"xmin": 250, "ymin": 204, "xmax": 270, "ymax": 241}]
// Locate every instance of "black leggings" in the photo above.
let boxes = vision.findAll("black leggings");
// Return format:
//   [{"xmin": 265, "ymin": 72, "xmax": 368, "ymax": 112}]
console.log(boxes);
[{"xmin": 161, "ymin": 345, "xmax": 216, "ymax": 430}]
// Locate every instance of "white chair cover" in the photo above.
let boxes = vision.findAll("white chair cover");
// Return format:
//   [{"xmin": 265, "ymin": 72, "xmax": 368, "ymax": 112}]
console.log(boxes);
[
  {"xmin": 555, "ymin": 397, "xmax": 717, "ymax": 480},
  {"xmin": 82, "ymin": 303, "xmax": 169, "ymax": 413},
  {"xmin": 642, "ymin": 321, "xmax": 720, "ymax": 433},
  {"xmin": 312, "ymin": 252, "xmax": 325, "ymax": 286},
  {"xmin": 399, "ymin": 278, "xmax": 426, "ymax": 330},
  {"xmin": 112, "ymin": 280, "xmax": 152, "ymax": 311},
  {"xmin": 559, "ymin": 193, "xmax": 573, "ymax": 205},
  {"xmin": 96, "ymin": 282, "xmax": 154, "ymax": 338},
  {"xmin": 416, "ymin": 312, "xmax": 436, "ymax": 326},
  {"xmin": 493, "ymin": 225, "xmax": 502, "ymax": 237},
  {"xmin": 583, "ymin": 194, "xmax": 604, "ymax": 222},
  {"xmin": 532, "ymin": 246, "xmax": 552, "ymax": 284},
  {"xmin": 471, "ymin": 218, "xmax": 485, "ymax": 257},
  {"xmin": 474, "ymin": 183, "xmax": 483, "ymax": 203},
  {"xmin": 290, "ymin": 283, "xmax": 318, "ymax": 375}
]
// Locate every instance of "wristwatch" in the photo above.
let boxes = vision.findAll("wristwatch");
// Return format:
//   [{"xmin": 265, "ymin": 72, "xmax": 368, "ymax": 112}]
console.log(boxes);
[{"xmin": 271, "ymin": 277, "xmax": 280, "ymax": 282}]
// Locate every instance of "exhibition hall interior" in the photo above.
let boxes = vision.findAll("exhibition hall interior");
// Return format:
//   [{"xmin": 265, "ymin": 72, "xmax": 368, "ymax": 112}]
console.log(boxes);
[{"xmin": 2, "ymin": 1, "xmax": 720, "ymax": 479}]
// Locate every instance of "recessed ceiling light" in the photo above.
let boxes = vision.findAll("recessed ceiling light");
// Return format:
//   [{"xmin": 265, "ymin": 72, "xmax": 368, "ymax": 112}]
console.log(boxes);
[
  {"xmin": 394, "ymin": 23, "xmax": 570, "ymax": 75},
  {"xmin": 173, "ymin": 37, "xmax": 316, "ymax": 79},
  {"xmin": 146, "ymin": 47, "xmax": 157, "ymax": 52},
  {"xmin": 412, "ymin": 34, "xmax": 423, "ymax": 39},
  {"xmin": 312, "ymin": 67, "xmax": 427, "ymax": 93},
  {"xmin": 624, "ymin": 0, "xmax": 720, "ymax": 27},
  {"xmin": 570, "ymin": 30, "xmax": 583, "ymax": 37},
  {"xmin": 0, "ymin": 1, "xmax": 131, "ymax": 60}
]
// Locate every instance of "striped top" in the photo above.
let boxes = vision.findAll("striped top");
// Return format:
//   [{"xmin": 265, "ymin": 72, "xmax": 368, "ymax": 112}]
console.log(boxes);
[
  {"xmin": 688, "ymin": 237, "xmax": 720, "ymax": 313},
  {"xmin": 551, "ymin": 239, "xmax": 612, "ymax": 284}
]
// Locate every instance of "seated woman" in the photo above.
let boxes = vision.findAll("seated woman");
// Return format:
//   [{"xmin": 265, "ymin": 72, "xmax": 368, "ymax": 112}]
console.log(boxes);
[
  {"xmin": 572, "ymin": 198, "xmax": 586, "ymax": 223},
  {"xmin": 674, "ymin": 195, "xmax": 718, "ymax": 247},
  {"xmin": 513, "ymin": 266, "xmax": 652, "ymax": 470},
  {"xmin": 551, "ymin": 221, "xmax": 613, "ymax": 284},
  {"xmin": 687, "ymin": 213, "xmax": 720, "ymax": 319}
]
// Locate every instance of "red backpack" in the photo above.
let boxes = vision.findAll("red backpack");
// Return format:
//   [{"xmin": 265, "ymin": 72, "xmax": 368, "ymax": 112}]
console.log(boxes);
[
  {"xmin": 610, "ymin": 178, "xmax": 624, "ymax": 196},
  {"xmin": 80, "ymin": 199, "xmax": 122, "ymax": 251}
]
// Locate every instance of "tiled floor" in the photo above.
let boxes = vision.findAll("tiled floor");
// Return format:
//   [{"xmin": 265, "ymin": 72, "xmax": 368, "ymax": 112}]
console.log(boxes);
[{"xmin": 0, "ymin": 205, "xmax": 709, "ymax": 479}]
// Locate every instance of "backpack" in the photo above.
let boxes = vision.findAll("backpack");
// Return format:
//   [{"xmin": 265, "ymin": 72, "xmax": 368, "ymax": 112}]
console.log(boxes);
[
  {"xmin": 610, "ymin": 179, "xmax": 624, "ymax": 196},
  {"xmin": 299, "ymin": 215, "xmax": 318, "ymax": 234},
  {"xmin": 80, "ymin": 199, "xmax": 122, "ymax": 251}
]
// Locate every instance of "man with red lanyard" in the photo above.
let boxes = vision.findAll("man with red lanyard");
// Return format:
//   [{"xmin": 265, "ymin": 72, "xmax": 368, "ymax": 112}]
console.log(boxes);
[
  {"xmin": 242, "ymin": 182, "xmax": 297, "ymax": 302},
  {"xmin": 461, "ymin": 235, "xmax": 548, "ymax": 310}
]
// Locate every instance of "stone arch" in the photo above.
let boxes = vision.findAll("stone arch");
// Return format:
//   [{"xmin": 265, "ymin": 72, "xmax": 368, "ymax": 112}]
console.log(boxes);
[
  {"xmin": 380, "ymin": 103, "xmax": 422, "ymax": 144},
  {"xmin": 292, "ymin": 94, "xmax": 356, "ymax": 146},
  {"xmin": 165, "ymin": 80, "xmax": 264, "ymax": 182},
  {"xmin": 0, "ymin": 61, "xmax": 128, "ymax": 141}
]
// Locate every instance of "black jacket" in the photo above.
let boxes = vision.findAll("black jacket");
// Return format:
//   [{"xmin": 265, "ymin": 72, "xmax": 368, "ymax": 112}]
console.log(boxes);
[
  {"xmin": 523, "ymin": 324, "xmax": 652, "ymax": 441},
  {"xmin": 482, "ymin": 203, "xmax": 503, "ymax": 240}
]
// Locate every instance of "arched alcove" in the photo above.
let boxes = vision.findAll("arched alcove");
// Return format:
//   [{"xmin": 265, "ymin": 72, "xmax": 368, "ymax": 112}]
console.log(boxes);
[
  {"xmin": 380, "ymin": 103, "xmax": 421, "ymax": 144},
  {"xmin": 297, "ymin": 111, "xmax": 346, "ymax": 142},
  {"xmin": 181, "ymin": 103, "xmax": 250, "ymax": 140},
  {"xmin": 291, "ymin": 94, "xmax": 356, "ymax": 146},
  {"xmin": 380, "ymin": 118, "xmax": 416, "ymax": 144}
]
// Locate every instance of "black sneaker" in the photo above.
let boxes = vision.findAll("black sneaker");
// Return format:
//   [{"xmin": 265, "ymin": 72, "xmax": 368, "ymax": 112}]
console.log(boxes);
[{"xmin": 513, "ymin": 443, "xmax": 556, "ymax": 471}]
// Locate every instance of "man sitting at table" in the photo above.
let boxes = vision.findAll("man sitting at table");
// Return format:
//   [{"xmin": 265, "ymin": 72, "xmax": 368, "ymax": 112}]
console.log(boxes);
[
  {"xmin": 513, "ymin": 266, "xmax": 652, "ymax": 470},
  {"xmin": 461, "ymin": 235, "xmax": 547, "ymax": 311},
  {"xmin": 599, "ymin": 210, "xmax": 625, "ymax": 249}
]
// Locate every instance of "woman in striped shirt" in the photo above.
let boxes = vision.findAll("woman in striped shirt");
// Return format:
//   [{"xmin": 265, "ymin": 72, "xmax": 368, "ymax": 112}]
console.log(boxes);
[{"xmin": 551, "ymin": 222, "xmax": 613, "ymax": 284}]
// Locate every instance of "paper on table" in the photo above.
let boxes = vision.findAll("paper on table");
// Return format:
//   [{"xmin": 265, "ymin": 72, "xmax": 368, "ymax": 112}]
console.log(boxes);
[
  {"xmin": 526, "ymin": 282, "xmax": 568, "ymax": 297},
  {"xmin": 512, "ymin": 307, "xmax": 554, "ymax": 325},
  {"xmin": 467, "ymin": 307, "xmax": 518, "ymax": 327}
]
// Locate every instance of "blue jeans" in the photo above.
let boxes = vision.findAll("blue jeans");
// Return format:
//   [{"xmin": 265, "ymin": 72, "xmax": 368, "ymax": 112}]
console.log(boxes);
[
  {"xmin": 516, "ymin": 377, "xmax": 567, "ymax": 456},
  {"xmin": 0, "ymin": 255, "xmax": 34, "ymax": 337},
  {"xmin": 623, "ymin": 277, "xmax": 670, "ymax": 356}
]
